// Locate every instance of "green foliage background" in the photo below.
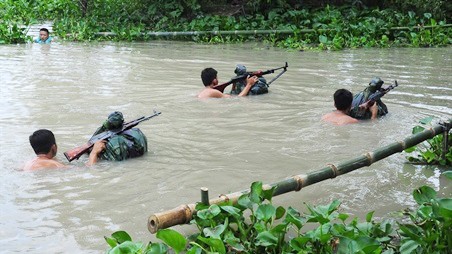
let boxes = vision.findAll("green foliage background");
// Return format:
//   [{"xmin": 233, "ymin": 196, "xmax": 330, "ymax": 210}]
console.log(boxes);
[{"xmin": 1, "ymin": 0, "xmax": 451, "ymax": 48}]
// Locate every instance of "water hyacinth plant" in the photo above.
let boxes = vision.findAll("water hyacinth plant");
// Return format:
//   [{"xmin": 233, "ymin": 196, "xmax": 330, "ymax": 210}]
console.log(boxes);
[
  {"xmin": 405, "ymin": 116, "xmax": 452, "ymax": 166},
  {"xmin": 105, "ymin": 181, "xmax": 451, "ymax": 253}
]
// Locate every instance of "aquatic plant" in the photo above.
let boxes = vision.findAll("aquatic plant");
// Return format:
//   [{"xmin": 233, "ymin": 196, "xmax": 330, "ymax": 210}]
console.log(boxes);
[
  {"xmin": 405, "ymin": 116, "xmax": 452, "ymax": 166},
  {"xmin": 105, "ymin": 182, "xmax": 451, "ymax": 253}
]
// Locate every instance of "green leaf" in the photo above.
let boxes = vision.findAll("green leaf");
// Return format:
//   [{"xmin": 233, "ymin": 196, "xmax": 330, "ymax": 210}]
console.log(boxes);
[
  {"xmin": 404, "ymin": 146, "xmax": 416, "ymax": 153},
  {"xmin": 319, "ymin": 35, "xmax": 328, "ymax": 43},
  {"xmin": 262, "ymin": 186, "xmax": 276, "ymax": 201},
  {"xmin": 156, "ymin": 229, "xmax": 187, "ymax": 253},
  {"xmin": 337, "ymin": 236, "xmax": 359, "ymax": 253},
  {"xmin": 203, "ymin": 224, "xmax": 226, "ymax": 239},
  {"xmin": 111, "ymin": 231, "xmax": 132, "ymax": 243},
  {"xmin": 398, "ymin": 224, "xmax": 421, "ymax": 241},
  {"xmin": 220, "ymin": 206, "xmax": 241, "ymax": 218},
  {"xmin": 416, "ymin": 205, "xmax": 432, "ymax": 220},
  {"xmin": 197, "ymin": 236, "xmax": 226, "ymax": 254},
  {"xmin": 237, "ymin": 195, "xmax": 253, "ymax": 210},
  {"xmin": 412, "ymin": 125, "xmax": 425, "ymax": 134},
  {"xmin": 442, "ymin": 170, "xmax": 452, "ymax": 179},
  {"xmin": 223, "ymin": 231, "xmax": 244, "ymax": 252},
  {"xmin": 400, "ymin": 240, "xmax": 420, "ymax": 254},
  {"xmin": 255, "ymin": 231, "xmax": 278, "ymax": 247},
  {"xmin": 436, "ymin": 198, "xmax": 452, "ymax": 218},
  {"xmin": 104, "ymin": 236, "xmax": 118, "ymax": 248},
  {"xmin": 185, "ymin": 245, "xmax": 202, "ymax": 254},
  {"xmin": 366, "ymin": 211, "xmax": 374, "ymax": 223},
  {"xmin": 275, "ymin": 206, "xmax": 286, "ymax": 220},
  {"xmin": 413, "ymin": 186, "xmax": 437, "ymax": 205},
  {"xmin": 355, "ymin": 236, "xmax": 381, "ymax": 253},
  {"xmin": 256, "ymin": 204, "xmax": 276, "ymax": 222},
  {"xmin": 196, "ymin": 204, "xmax": 221, "ymax": 220},
  {"xmin": 147, "ymin": 243, "xmax": 169, "ymax": 254},
  {"xmin": 117, "ymin": 241, "xmax": 143, "ymax": 253},
  {"xmin": 271, "ymin": 223, "xmax": 287, "ymax": 234},
  {"xmin": 422, "ymin": 150, "xmax": 437, "ymax": 163},
  {"xmin": 338, "ymin": 213, "xmax": 349, "ymax": 223},
  {"xmin": 284, "ymin": 207, "xmax": 303, "ymax": 230},
  {"xmin": 250, "ymin": 181, "xmax": 263, "ymax": 204}
]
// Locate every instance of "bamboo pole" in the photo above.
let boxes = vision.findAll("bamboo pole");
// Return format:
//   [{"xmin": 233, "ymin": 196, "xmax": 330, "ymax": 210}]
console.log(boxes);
[
  {"xmin": 147, "ymin": 121, "xmax": 451, "ymax": 234},
  {"xmin": 94, "ymin": 24, "xmax": 452, "ymax": 38}
]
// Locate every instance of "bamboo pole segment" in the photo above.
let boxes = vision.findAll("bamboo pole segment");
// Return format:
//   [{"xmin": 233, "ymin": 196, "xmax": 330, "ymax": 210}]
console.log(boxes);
[
  {"xmin": 94, "ymin": 24, "xmax": 452, "ymax": 38},
  {"xmin": 201, "ymin": 187, "xmax": 209, "ymax": 205},
  {"xmin": 147, "ymin": 121, "xmax": 450, "ymax": 234}
]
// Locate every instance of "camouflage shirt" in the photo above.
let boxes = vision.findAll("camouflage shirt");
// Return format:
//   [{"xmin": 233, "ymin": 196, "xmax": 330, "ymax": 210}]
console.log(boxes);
[{"xmin": 91, "ymin": 126, "xmax": 148, "ymax": 161}]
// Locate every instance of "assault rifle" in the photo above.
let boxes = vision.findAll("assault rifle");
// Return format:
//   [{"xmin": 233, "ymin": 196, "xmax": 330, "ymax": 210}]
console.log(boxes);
[
  {"xmin": 64, "ymin": 111, "xmax": 161, "ymax": 162},
  {"xmin": 213, "ymin": 62, "xmax": 288, "ymax": 93},
  {"xmin": 356, "ymin": 80, "xmax": 398, "ymax": 110}
]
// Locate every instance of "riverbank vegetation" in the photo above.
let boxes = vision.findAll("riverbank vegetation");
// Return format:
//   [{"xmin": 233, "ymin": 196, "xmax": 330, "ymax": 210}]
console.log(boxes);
[
  {"xmin": 405, "ymin": 117, "xmax": 452, "ymax": 166},
  {"xmin": 1, "ymin": 0, "xmax": 450, "ymax": 49},
  {"xmin": 105, "ymin": 181, "xmax": 452, "ymax": 253}
]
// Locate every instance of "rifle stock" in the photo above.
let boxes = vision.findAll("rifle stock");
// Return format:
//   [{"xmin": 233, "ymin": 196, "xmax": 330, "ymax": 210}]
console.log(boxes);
[
  {"xmin": 64, "ymin": 111, "xmax": 161, "ymax": 162},
  {"xmin": 64, "ymin": 142, "xmax": 94, "ymax": 162},
  {"xmin": 213, "ymin": 62, "xmax": 288, "ymax": 93}
]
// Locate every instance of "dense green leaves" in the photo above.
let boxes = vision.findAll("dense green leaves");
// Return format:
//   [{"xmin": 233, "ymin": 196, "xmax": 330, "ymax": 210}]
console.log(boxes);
[
  {"xmin": 405, "ymin": 116, "xmax": 452, "ymax": 165},
  {"xmin": 1, "ymin": 0, "xmax": 450, "ymax": 47},
  {"xmin": 105, "ymin": 184, "xmax": 451, "ymax": 253}
]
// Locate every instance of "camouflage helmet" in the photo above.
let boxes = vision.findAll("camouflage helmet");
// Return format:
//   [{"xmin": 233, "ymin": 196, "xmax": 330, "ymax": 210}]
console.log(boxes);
[
  {"xmin": 234, "ymin": 64, "xmax": 247, "ymax": 75},
  {"xmin": 368, "ymin": 77, "xmax": 384, "ymax": 93},
  {"xmin": 103, "ymin": 111, "xmax": 124, "ymax": 130}
]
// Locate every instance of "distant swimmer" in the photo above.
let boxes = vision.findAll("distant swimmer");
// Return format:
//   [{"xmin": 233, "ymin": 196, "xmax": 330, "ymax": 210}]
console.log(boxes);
[
  {"xmin": 34, "ymin": 28, "xmax": 52, "ymax": 44},
  {"xmin": 23, "ymin": 129, "xmax": 105, "ymax": 170},
  {"xmin": 197, "ymin": 67, "xmax": 257, "ymax": 99},
  {"xmin": 322, "ymin": 89, "xmax": 378, "ymax": 125}
]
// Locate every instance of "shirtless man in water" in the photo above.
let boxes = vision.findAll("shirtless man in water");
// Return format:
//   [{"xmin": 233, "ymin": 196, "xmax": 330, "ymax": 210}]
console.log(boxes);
[
  {"xmin": 23, "ymin": 129, "xmax": 105, "ymax": 170},
  {"xmin": 197, "ymin": 67, "xmax": 258, "ymax": 99},
  {"xmin": 322, "ymin": 89, "xmax": 377, "ymax": 125}
]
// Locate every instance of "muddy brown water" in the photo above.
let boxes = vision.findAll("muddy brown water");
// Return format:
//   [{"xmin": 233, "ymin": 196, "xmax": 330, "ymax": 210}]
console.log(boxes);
[{"xmin": 0, "ymin": 41, "xmax": 451, "ymax": 253}]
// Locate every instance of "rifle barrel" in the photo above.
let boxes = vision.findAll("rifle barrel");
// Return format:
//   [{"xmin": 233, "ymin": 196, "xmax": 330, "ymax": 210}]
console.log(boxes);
[{"xmin": 213, "ymin": 63, "xmax": 288, "ymax": 92}]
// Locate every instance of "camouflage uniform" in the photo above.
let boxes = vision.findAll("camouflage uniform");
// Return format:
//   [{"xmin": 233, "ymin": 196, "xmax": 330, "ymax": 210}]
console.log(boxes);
[
  {"xmin": 349, "ymin": 78, "xmax": 389, "ymax": 120},
  {"xmin": 92, "ymin": 112, "xmax": 148, "ymax": 161},
  {"xmin": 230, "ymin": 64, "xmax": 269, "ymax": 95}
]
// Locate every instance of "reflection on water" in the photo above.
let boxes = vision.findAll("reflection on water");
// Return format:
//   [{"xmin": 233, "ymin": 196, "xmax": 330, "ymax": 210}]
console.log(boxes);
[{"xmin": 0, "ymin": 42, "xmax": 451, "ymax": 252}]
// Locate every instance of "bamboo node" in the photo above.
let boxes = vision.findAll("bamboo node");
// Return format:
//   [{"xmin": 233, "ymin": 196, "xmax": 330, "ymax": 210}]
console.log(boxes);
[
  {"xmin": 364, "ymin": 152, "xmax": 374, "ymax": 166},
  {"xmin": 293, "ymin": 175, "xmax": 305, "ymax": 191},
  {"xmin": 397, "ymin": 140, "xmax": 406, "ymax": 150},
  {"xmin": 219, "ymin": 194, "xmax": 229, "ymax": 202},
  {"xmin": 327, "ymin": 164, "xmax": 339, "ymax": 178},
  {"xmin": 429, "ymin": 127, "xmax": 436, "ymax": 137}
]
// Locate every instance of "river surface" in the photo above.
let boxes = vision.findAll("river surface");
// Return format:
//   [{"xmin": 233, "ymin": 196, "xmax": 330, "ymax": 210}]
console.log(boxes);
[{"xmin": 0, "ymin": 41, "xmax": 451, "ymax": 253}]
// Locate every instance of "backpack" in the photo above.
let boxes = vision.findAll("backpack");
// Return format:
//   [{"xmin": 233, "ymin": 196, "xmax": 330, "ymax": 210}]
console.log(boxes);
[
  {"xmin": 230, "ymin": 77, "xmax": 269, "ymax": 95},
  {"xmin": 229, "ymin": 64, "xmax": 269, "ymax": 95},
  {"xmin": 349, "ymin": 80, "xmax": 388, "ymax": 120},
  {"xmin": 99, "ymin": 128, "xmax": 148, "ymax": 161}
]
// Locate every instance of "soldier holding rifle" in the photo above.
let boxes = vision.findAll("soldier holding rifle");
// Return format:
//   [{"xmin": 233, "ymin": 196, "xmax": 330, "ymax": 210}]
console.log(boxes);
[
  {"xmin": 24, "ymin": 111, "xmax": 158, "ymax": 170},
  {"xmin": 322, "ymin": 77, "xmax": 397, "ymax": 125},
  {"xmin": 322, "ymin": 89, "xmax": 378, "ymax": 125},
  {"xmin": 197, "ymin": 63, "xmax": 288, "ymax": 99},
  {"xmin": 198, "ymin": 67, "xmax": 258, "ymax": 99}
]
